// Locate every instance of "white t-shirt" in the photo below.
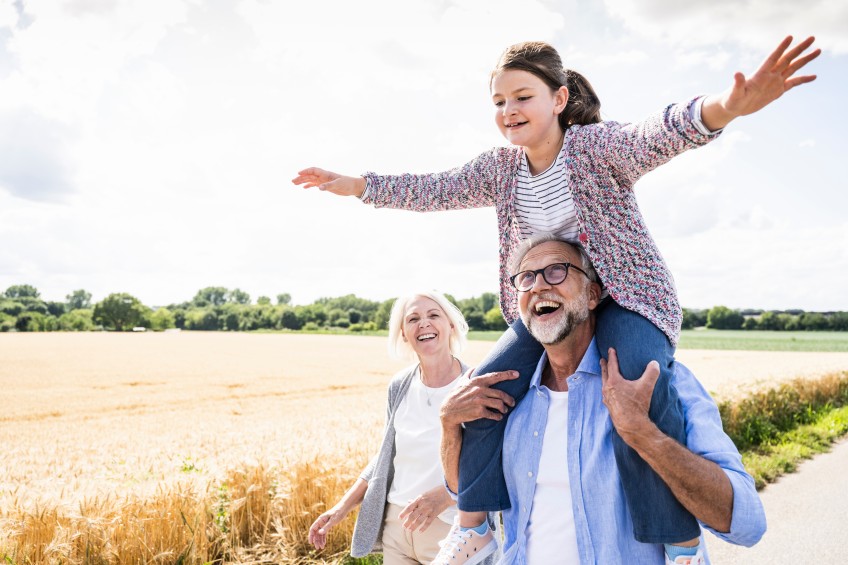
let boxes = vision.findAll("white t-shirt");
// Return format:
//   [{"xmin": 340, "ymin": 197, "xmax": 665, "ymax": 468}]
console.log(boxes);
[
  {"xmin": 514, "ymin": 141, "xmax": 580, "ymax": 242},
  {"xmin": 387, "ymin": 369, "xmax": 462, "ymax": 524},
  {"xmin": 526, "ymin": 387, "xmax": 580, "ymax": 564}
]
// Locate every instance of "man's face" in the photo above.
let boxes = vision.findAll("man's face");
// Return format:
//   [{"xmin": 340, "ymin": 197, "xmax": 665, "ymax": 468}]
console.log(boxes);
[{"xmin": 517, "ymin": 241, "xmax": 598, "ymax": 345}]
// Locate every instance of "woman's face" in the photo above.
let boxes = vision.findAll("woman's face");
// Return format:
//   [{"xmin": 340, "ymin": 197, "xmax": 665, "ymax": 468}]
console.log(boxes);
[
  {"xmin": 491, "ymin": 69, "xmax": 567, "ymax": 151},
  {"xmin": 402, "ymin": 296, "xmax": 454, "ymax": 360}
]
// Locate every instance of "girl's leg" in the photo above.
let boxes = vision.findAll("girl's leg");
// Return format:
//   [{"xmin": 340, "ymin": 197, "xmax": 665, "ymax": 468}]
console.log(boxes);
[
  {"xmin": 457, "ymin": 318, "xmax": 543, "ymax": 512},
  {"xmin": 595, "ymin": 300, "xmax": 701, "ymax": 544}
]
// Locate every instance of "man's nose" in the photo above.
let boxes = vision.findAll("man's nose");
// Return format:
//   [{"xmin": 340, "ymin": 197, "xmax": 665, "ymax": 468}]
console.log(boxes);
[{"xmin": 530, "ymin": 272, "xmax": 552, "ymax": 291}]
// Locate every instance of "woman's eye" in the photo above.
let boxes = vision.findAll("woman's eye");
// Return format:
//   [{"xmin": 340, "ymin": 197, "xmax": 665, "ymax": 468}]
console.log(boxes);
[
  {"xmin": 517, "ymin": 96, "xmax": 531, "ymax": 102},
  {"xmin": 494, "ymin": 100, "xmax": 504, "ymax": 107}
]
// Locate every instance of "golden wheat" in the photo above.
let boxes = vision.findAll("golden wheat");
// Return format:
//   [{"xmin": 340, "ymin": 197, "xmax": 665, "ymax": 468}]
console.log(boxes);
[{"xmin": 2, "ymin": 332, "xmax": 847, "ymax": 563}]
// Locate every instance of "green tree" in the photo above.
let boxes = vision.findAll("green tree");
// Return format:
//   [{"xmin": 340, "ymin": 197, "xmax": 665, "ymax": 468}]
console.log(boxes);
[
  {"xmin": 93, "ymin": 293, "xmax": 150, "ymax": 331},
  {"xmin": 799, "ymin": 312, "xmax": 828, "ymax": 331},
  {"xmin": 15, "ymin": 312, "xmax": 46, "ymax": 332},
  {"xmin": 230, "ymin": 288, "xmax": 251, "ymax": 305},
  {"xmin": 373, "ymin": 298, "xmax": 395, "ymax": 330},
  {"xmin": 257, "ymin": 296, "xmax": 272, "ymax": 306},
  {"xmin": 192, "ymin": 287, "xmax": 229, "ymax": 307},
  {"xmin": 706, "ymin": 306, "xmax": 744, "ymax": 330},
  {"xmin": 484, "ymin": 306, "xmax": 507, "ymax": 331},
  {"xmin": 66, "ymin": 289, "xmax": 92, "ymax": 311},
  {"xmin": 58, "ymin": 309, "xmax": 94, "ymax": 331},
  {"xmin": 277, "ymin": 293, "xmax": 292, "ymax": 305},
  {"xmin": 4, "ymin": 284, "xmax": 40, "ymax": 299},
  {"xmin": 757, "ymin": 311, "xmax": 783, "ymax": 331},
  {"xmin": 280, "ymin": 307, "xmax": 304, "ymax": 330},
  {"xmin": 184, "ymin": 309, "xmax": 219, "ymax": 331},
  {"xmin": 46, "ymin": 301, "xmax": 66, "ymax": 317},
  {"xmin": 150, "ymin": 308, "xmax": 176, "ymax": 331},
  {"xmin": 742, "ymin": 317, "xmax": 758, "ymax": 330},
  {"xmin": 682, "ymin": 308, "xmax": 707, "ymax": 330}
]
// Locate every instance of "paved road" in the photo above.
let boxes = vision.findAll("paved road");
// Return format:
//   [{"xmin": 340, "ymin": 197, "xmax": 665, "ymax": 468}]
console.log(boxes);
[{"xmin": 705, "ymin": 439, "xmax": 848, "ymax": 563}]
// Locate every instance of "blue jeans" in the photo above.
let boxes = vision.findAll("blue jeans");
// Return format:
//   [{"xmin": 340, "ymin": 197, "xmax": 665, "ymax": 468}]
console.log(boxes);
[{"xmin": 457, "ymin": 300, "xmax": 700, "ymax": 543}]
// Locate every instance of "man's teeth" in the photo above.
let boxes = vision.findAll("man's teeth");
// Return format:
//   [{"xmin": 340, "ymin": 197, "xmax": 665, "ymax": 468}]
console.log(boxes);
[
  {"xmin": 417, "ymin": 333, "xmax": 437, "ymax": 341},
  {"xmin": 534, "ymin": 301, "xmax": 561, "ymax": 314}
]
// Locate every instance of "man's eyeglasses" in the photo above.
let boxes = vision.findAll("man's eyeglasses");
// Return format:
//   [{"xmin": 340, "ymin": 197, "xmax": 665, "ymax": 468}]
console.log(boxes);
[{"xmin": 510, "ymin": 262, "xmax": 591, "ymax": 292}]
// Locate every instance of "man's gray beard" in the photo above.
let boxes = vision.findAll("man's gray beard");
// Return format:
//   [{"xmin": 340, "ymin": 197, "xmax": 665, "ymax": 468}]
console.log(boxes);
[{"xmin": 522, "ymin": 292, "xmax": 590, "ymax": 345}]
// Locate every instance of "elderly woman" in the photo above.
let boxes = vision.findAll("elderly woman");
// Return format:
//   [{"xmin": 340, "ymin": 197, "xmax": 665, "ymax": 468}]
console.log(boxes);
[{"xmin": 308, "ymin": 291, "xmax": 497, "ymax": 564}]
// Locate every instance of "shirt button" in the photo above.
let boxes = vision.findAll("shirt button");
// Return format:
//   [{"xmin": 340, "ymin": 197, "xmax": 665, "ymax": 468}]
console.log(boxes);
[
  {"xmin": 527, "ymin": 471, "xmax": 533, "ymax": 478},
  {"xmin": 533, "ymin": 431, "xmax": 539, "ymax": 437}
]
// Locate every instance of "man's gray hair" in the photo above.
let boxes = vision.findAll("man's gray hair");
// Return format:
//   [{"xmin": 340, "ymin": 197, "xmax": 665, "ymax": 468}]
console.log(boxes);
[{"xmin": 509, "ymin": 232, "xmax": 599, "ymax": 284}]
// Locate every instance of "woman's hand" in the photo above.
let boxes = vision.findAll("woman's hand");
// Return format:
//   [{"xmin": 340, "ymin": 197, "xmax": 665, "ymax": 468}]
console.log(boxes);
[
  {"xmin": 292, "ymin": 167, "xmax": 367, "ymax": 198},
  {"xmin": 398, "ymin": 485, "xmax": 453, "ymax": 532},
  {"xmin": 308, "ymin": 504, "xmax": 350, "ymax": 550},
  {"xmin": 702, "ymin": 35, "xmax": 820, "ymax": 131}
]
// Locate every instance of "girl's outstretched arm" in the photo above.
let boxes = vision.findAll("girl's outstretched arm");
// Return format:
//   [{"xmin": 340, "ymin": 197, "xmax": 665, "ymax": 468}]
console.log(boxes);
[
  {"xmin": 701, "ymin": 35, "xmax": 820, "ymax": 131},
  {"xmin": 292, "ymin": 167, "xmax": 366, "ymax": 198}
]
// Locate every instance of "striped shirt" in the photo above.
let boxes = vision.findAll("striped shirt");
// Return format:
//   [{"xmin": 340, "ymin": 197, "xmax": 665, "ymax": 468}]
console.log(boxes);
[{"xmin": 514, "ymin": 142, "xmax": 580, "ymax": 242}]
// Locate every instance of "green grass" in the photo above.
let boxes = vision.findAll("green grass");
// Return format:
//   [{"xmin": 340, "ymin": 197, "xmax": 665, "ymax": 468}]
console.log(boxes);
[
  {"xmin": 678, "ymin": 329, "xmax": 848, "ymax": 352},
  {"xmin": 740, "ymin": 405, "xmax": 848, "ymax": 489}
]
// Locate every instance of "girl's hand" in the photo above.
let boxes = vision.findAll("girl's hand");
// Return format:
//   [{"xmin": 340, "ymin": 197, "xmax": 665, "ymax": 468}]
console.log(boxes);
[
  {"xmin": 308, "ymin": 505, "xmax": 348, "ymax": 550},
  {"xmin": 702, "ymin": 35, "xmax": 820, "ymax": 131},
  {"xmin": 398, "ymin": 485, "xmax": 452, "ymax": 532},
  {"xmin": 292, "ymin": 167, "xmax": 367, "ymax": 198}
]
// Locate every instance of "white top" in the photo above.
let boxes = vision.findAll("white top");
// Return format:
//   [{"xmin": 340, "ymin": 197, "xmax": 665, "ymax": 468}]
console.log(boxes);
[
  {"xmin": 526, "ymin": 387, "xmax": 580, "ymax": 564},
  {"xmin": 387, "ymin": 368, "xmax": 462, "ymax": 524},
  {"xmin": 514, "ymin": 141, "xmax": 580, "ymax": 242}
]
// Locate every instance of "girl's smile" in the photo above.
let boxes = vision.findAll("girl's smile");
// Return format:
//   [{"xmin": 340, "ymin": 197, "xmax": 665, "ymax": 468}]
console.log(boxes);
[{"xmin": 491, "ymin": 69, "xmax": 568, "ymax": 174}]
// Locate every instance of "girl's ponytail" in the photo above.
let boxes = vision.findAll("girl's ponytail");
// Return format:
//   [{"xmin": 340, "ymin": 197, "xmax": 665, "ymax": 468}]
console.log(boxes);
[
  {"xmin": 492, "ymin": 41, "xmax": 602, "ymax": 131},
  {"xmin": 560, "ymin": 69, "xmax": 601, "ymax": 130}
]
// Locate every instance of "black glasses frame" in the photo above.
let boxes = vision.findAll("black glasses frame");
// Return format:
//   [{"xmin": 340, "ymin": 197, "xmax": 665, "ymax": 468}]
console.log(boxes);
[{"xmin": 509, "ymin": 262, "xmax": 591, "ymax": 291}]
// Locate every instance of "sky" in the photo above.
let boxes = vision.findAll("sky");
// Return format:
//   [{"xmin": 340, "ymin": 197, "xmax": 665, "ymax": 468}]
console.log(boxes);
[{"xmin": 1, "ymin": 0, "xmax": 846, "ymax": 311}]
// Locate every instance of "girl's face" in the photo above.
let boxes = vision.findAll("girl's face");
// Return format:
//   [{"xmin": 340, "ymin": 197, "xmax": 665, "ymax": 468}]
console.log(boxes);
[
  {"xmin": 491, "ymin": 69, "xmax": 568, "ymax": 151},
  {"xmin": 401, "ymin": 296, "xmax": 454, "ymax": 361}
]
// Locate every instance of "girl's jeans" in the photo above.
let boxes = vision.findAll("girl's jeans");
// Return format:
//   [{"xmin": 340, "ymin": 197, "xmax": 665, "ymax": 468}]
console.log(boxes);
[{"xmin": 457, "ymin": 299, "xmax": 700, "ymax": 543}]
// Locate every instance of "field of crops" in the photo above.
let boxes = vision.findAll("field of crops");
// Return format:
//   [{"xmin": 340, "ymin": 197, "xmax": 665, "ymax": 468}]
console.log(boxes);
[{"xmin": 2, "ymin": 332, "xmax": 847, "ymax": 563}]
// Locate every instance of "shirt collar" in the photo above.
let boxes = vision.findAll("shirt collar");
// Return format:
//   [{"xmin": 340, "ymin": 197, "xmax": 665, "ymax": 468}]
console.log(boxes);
[{"xmin": 529, "ymin": 337, "xmax": 601, "ymax": 390}]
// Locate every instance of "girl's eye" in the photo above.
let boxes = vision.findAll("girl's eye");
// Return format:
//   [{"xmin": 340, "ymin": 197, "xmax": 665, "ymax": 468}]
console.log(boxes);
[
  {"xmin": 494, "ymin": 100, "xmax": 504, "ymax": 107},
  {"xmin": 517, "ymin": 96, "xmax": 531, "ymax": 101}
]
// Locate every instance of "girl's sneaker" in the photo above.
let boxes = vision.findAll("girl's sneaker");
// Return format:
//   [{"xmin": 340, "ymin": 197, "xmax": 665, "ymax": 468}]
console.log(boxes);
[{"xmin": 431, "ymin": 518, "xmax": 497, "ymax": 565}]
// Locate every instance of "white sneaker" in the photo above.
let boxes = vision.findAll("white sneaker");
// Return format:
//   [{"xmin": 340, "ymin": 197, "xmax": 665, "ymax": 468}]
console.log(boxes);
[
  {"xmin": 431, "ymin": 519, "xmax": 497, "ymax": 565},
  {"xmin": 665, "ymin": 547, "xmax": 705, "ymax": 565}
]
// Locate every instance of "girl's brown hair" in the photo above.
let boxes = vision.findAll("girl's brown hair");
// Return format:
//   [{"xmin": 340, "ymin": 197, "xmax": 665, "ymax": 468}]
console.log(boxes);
[{"xmin": 492, "ymin": 41, "xmax": 601, "ymax": 131}]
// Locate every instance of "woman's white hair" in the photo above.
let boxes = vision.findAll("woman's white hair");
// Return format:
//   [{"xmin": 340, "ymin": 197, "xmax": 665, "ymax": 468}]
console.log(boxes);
[{"xmin": 387, "ymin": 290, "xmax": 469, "ymax": 361}]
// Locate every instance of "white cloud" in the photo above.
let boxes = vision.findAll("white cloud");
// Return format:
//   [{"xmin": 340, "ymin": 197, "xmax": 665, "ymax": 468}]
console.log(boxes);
[{"xmin": 603, "ymin": 0, "xmax": 848, "ymax": 54}]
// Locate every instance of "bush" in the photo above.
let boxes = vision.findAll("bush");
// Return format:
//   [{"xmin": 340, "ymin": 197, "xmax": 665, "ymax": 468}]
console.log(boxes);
[
  {"xmin": 58, "ymin": 309, "xmax": 94, "ymax": 331},
  {"xmin": 706, "ymin": 306, "xmax": 744, "ymax": 330}
]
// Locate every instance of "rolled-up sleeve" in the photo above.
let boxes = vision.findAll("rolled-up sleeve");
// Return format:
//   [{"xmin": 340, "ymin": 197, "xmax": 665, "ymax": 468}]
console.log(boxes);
[{"xmin": 673, "ymin": 362, "xmax": 767, "ymax": 546}]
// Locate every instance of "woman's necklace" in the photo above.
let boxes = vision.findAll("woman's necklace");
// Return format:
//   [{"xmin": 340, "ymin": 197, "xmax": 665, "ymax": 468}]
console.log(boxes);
[{"xmin": 420, "ymin": 357, "xmax": 458, "ymax": 406}]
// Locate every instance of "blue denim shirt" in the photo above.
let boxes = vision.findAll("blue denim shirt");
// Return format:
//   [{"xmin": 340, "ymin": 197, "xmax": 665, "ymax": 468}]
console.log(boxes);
[{"xmin": 500, "ymin": 338, "xmax": 766, "ymax": 564}]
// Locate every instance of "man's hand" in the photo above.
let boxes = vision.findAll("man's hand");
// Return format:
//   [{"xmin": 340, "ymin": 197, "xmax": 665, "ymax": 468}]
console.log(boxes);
[
  {"xmin": 440, "ymin": 370, "xmax": 518, "ymax": 428},
  {"xmin": 600, "ymin": 348, "xmax": 660, "ymax": 444}
]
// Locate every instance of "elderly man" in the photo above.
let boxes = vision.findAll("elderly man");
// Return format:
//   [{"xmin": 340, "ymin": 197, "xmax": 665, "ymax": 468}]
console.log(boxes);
[{"xmin": 439, "ymin": 234, "xmax": 765, "ymax": 564}]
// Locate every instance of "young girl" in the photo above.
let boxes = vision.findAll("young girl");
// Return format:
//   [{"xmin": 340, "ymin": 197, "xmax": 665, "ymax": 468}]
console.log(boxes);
[{"xmin": 293, "ymin": 36, "xmax": 818, "ymax": 564}]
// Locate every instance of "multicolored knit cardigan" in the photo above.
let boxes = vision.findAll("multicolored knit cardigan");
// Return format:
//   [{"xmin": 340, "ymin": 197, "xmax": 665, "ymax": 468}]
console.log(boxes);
[{"xmin": 362, "ymin": 99, "xmax": 717, "ymax": 345}]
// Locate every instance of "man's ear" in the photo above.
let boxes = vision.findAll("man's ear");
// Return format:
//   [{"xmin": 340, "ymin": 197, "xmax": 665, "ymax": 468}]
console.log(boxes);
[{"xmin": 587, "ymin": 281, "xmax": 602, "ymax": 310}]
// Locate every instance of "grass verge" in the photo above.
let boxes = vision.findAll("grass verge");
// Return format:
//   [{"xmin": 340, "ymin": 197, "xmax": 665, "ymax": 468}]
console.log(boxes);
[{"xmin": 720, "ymin": 371, "xmax": 848, "ymax": 489}]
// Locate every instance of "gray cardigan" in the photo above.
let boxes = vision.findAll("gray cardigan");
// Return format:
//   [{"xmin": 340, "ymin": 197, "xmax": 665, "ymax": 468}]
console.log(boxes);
[{"xmin": 350, "ymin": 362, "xmax": 500, "ymax": 562}]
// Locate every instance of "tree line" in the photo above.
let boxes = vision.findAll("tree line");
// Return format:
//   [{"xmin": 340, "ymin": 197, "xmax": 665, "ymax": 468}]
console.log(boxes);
[{"xmin": 2, "ymin": 284, "xmax": 847, "ymax": 333}]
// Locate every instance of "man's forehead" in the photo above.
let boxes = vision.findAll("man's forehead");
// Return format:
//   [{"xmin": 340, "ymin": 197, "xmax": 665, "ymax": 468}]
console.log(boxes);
[{"xmin": 520, "ymin": 241, "xmax": 578, "ymax": 268}]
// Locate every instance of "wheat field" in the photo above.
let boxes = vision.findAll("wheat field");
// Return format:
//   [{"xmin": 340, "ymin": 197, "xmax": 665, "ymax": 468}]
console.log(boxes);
[{"xmin": 2, "ymin": 332, "xmax": 847, "ymax": 563}]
